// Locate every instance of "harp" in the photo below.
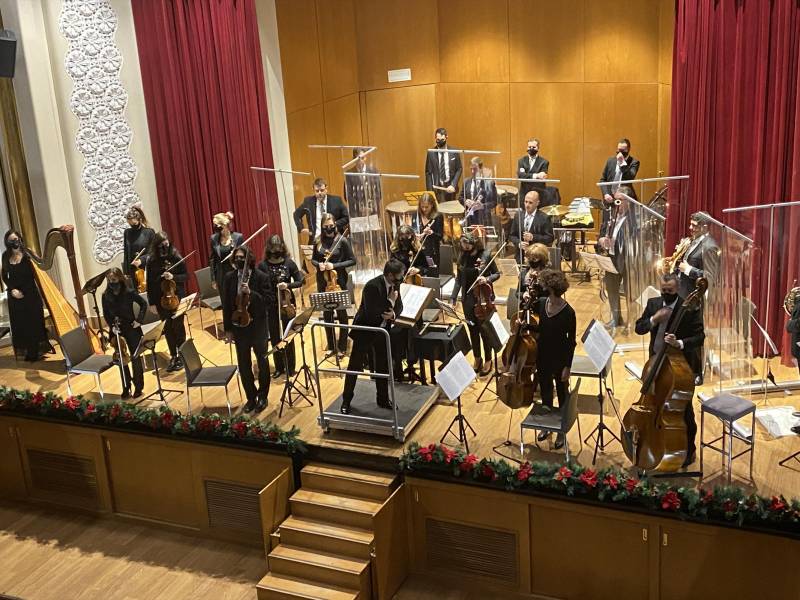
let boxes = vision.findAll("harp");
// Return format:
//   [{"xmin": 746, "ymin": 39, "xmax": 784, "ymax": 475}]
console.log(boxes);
[{"xmin": 28, "ymin": 225, "xmax": 101, "ymax": 352}]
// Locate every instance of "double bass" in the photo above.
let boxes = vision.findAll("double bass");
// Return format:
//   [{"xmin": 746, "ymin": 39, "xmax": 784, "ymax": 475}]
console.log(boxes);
[
  {"xmin": 498, "ymin": 277, "xmax": 539, "ymax": 410},
  {"xmin": 621, "ymin": 278, "xmax": 707, "ymax": 472}
]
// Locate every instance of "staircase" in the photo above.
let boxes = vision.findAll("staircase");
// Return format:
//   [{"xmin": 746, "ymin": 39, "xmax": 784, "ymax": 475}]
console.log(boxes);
[{"xmin": 257, "ymin": 463, "xmax": 398, "ymax": 600}]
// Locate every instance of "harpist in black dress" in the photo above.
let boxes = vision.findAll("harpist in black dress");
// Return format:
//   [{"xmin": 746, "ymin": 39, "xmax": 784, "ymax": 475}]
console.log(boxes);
[{"xmin": 1, "ymin": 230, "xmax": 49, "ymax": 361}]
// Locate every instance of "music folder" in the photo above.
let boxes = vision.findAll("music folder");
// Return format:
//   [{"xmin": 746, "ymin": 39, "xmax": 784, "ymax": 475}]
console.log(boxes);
[{"xmin": 397, "ymin": 283, "xmax": 436, "ymax": 327}]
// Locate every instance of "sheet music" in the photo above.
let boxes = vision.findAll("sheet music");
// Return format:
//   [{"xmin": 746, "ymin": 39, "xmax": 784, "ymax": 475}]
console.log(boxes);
[
  {"xmin": 753, "ymin": 406, "xmax": 800, "ymax": 438},
  {"xmin": 582, "ymin": 319, "xmax": 616, "ymax": 371},
  {"xmin": 579, "ymin": 252, "xmax": 618, "ymax": 274},
  {"xmin": 282, "ymin": 316, "xmax": 297, "ymax": 338},
  {"xmin": 399, "ymin": 283, "xmax": 433, "ymax": 322},
  {"xmin": 489, "ymin": 311, "xmax": 510, "ymax": 347},
  {"xmin": 496, "ymin": 258, "xmax": 520, "ymax": 277},
  {"xmin": 141, "ymin": 321, "xmax": 161, "ymax": 336},
  {"xmin": 437, "ymin": 351, "xmax": 476, "ymax": 401}
]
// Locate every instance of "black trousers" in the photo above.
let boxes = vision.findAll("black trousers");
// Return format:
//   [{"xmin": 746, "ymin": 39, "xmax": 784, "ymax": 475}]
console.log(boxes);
[
  {"xmin": 323, "ymin": 309, "xmax": 349, "ymax": 352},
  {"xmin": 538, "ymin": 364, "xmax": 568, "ymax": 410},
  {"xmin": 343, "ymin": 330, "xmax": 406, "ymax": 404},
  {"xmin": 158, "ymin": 308, "xmax": 186, "ymax": 357},
  {"xmin": 267, "ymin": 307, "xmax": 295, "ymax": 373},
  {"xmin": 685, "ymin": 401, "xmax": 697, "ymax": 458},
  {"xmin": 115, "ymin": 326, "xmax": 144, "ymax": 391},
  {"xmin": 604, "ymin": 271, "xmax": 624, "ymax": 325},
  {"xmin": 234, "ymin": 332, "xmax": 269, "ymax": 401}
]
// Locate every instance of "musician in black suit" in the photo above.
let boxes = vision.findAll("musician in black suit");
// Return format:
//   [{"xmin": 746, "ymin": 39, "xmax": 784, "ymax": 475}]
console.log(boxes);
[
  {"xmin": 344, "ymin": 147, "xmax": 381, "ymax": 218},
  {"xmin": 146, "ymin": 232, "xmax": 188, "ymax": 372},
  {"xmin": 597, "ymin": 187, "xmax": 634, "ymax": 328},
  {"xmin": 293, "ymin": 177, "xmax": 350, "ymax": 241},
  {"xmin": 460, "ymin": 156, "xmax": 497, "ymax": 227},
  {"xmin": 340, "ymin": 259, "xmax": 406, "ymax": 414},
  {"xmin": 517, "ymin": 138, "xmax": 550, "ymax": 201},
  {"xmin": 599, "ymin": 138, "xmax": 640, "ymax": 201},
  {"xmin": 123, "ymin": 206, "xmax": 155, "ymax": 284},
  {"xmin": 223, "ymin": 245, "xmax": 271, "ymax": 413},
  {"xmin": 635, "ymin": 273, "xmax": 705, "ymax": 465},
  {"xmin": 508, "ymin": 190, "xmax": 554, "ymax": 263},
  {"xmin": 675, "ymin": 211, "xmax": 719, "ymax": 298},
  {"xmin": 425, "ymin": 127, "xmax": 462, "ymax": 203}
]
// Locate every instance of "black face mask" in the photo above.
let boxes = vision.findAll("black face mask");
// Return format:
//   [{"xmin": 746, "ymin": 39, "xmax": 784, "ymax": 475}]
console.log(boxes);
[
  {"xmin": 159, "ymin": 244, "xmax": 169, "ymax": 257},
  {"xmin": 529, "ymin": 260, "xmax": 543, "ymax": 269},
  {"xmin": 435, "ymin": 138, "xmax": 446, "ymax": 148},
  {"xmin": 618, "ymin": 149, "xmax": 629, "ymax": 157},
  {"xmin": 662, "ymin": 292, "xmax": 678, "ymax": 305},
  {"xmin": 400, "ymin": 237, "xmax": 412, "ymax": 247},
  {"xmin": 528, "ymin": 148, "xmax": 538, "ymax": 156},
  {"xmin": 6, "ymin": 239, "xmax": 20, "ymax": 250},
  {"xmin": 234, "ymin": 258, "xmax": 246, "ymax": 270},
  {"xmin": 270, "ymin": 249, "xmax": 282, "ymax": 258},
  {"xmin": 214, "ymin": 225, "xmax": 223, "ymax": 233},
  {"xmin": 109, "ymin": 281, "xmax": 122, "ymax": 294},
  {"xmin": 131, "ymin": 222, "xmax": 142, "ymax": 230},
  {"xmin": 323, "ymin": 225, "xmax": 336, "ymax": 236}
]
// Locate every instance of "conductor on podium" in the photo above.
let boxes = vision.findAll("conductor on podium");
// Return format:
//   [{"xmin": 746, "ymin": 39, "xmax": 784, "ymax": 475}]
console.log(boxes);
[{"xmin": 340, "ymin": 259, "xmax": 406, "ymax": 415}]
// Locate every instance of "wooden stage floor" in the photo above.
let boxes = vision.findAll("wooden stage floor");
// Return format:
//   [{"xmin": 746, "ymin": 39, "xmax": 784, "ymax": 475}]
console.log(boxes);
[{"xmin": 4, "ymin": 272, "xmax": 800, "ymax": 501}]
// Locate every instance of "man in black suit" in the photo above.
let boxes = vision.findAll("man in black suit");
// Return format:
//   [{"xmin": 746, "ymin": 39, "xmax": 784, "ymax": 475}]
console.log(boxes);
[
  {"xmin": 222, "ymin": 245, "xmax": 271, "ymax": 413},
  {"xmin": 460, "ymin": 156, "xmax": 497, "ymax": 227},
  {"xmin": 344, "ymin": 147, "xmax": 381, "ymax": 218},
  {"xmin": 675, "ymin": 211, "xmax": 719, "ymax": 298},
  {"xmin": 340, "ymin": 259, "xmax": 406, "ymax": 414},
  {"xmin": 517, "ymin": 138, "xmax": 550, "ymax": 201},
  {"xmin": 597, "ymin": 187, "xmax": 634, "ymax": 328},
  {"xmin": 635, "ymin": 273, "xmax": 705, "ymax": 465},
  {"xmin": 509, "ymin": 190, "xmax": 554, "ymax": 263},
  {"xmin": 425, "ymin": 127, "xmax": 462, "ymax": 203},
  {"xmin": 293, "ymin": 177, "xmax": 350, "ymax": 240},
  {"xmin": 599, "ymin": 138, "xmax": 640, "ymax": 200}
]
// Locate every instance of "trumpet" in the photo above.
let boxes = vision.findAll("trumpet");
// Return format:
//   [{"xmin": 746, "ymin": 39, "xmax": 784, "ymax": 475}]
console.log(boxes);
[{"xmin": 784, "ymin": 281, "xmax": 800, "ymax": 315}]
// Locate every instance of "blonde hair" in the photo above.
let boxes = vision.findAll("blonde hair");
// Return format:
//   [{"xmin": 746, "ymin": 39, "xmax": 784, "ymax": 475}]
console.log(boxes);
[{"xmin": 212, "ymin": 211, "xmax": 234, "ymax": 228}]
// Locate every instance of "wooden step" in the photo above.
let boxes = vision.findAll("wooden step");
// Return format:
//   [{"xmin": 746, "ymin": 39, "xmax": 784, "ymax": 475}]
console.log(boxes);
[
  {"xmin": 301, "ymin": 463, "xmax": 397, "ymax": 501},
  {"xmin": 277, "ymin": 516, "xmax": 373, "ymax": 559},
  {"xmin": 268, "ymin": 544, "xmax": 370, "ymax": 592},
  {"xmin": 290, "ymin": 489, "xmax": 382, "ymax": 529},
  {"xmin": 256, "ymin": 572, "xmax": 359, "ymax": 600}
]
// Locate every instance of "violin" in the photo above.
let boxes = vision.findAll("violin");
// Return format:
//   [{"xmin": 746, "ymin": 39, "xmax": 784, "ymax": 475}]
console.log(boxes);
[
  {"xmin": 621, "ymin": 278, "xmax": 708, "ymax": 472},
  {"xmin": 321, "ymin": 227, "xmax": 349, "ymax": 292},
  {"xmin": 277, "ymin": 265, "xmax": 297, "ymax": 320},
  {"xmin": 131, "ymin": 248, "xmax": 146, "ymax": 293},
  {"xmin": 231, "ymin": 259, "xmax": 252, "ymax": 328},
  {"xmin": 111, "ymin": 317, "xmax": 130, "ymax": 365},
  {"xmin": 159, "ymin": 250, "xmax": 195, "ymax": 312},
  {"xmin": 403, "ymin": 232, "xmax": 429, "ymax": 286}
]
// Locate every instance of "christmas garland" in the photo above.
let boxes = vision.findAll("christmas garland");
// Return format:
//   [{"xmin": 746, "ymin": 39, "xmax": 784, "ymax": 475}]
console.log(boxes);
[
  {"xmin": 401, "ymin": 442, "xmax": 800, "ymax": 534},
  {"xmin": 0, "ymin": 387, "xmax": 304, "ymax": 454}
]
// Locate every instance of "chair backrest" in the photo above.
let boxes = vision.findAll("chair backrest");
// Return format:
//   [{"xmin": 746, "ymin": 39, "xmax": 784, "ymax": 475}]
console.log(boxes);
[
  {"xmin": 439, "ymin": 244, "xmax": 454, "ymax": 276},
  {"xmin": 506, "ymin": 287, "xmax": 519, "ymax": 320},
  {"xmin": 194, "ymin": 267, "xmax": 216, "ymax": 300},
  {"xmin": 421, "ymin": 276, "xmax": 441, "ymax": 307},
  {"xmin": 347, "ymin": 272, "xmax": 355, "ymax": 304},
  {"xmin": 560, "ymin": 378, "xmax": 582, "ymax": 434},
  {"xmin": 178, "ymin": 339, "xmax": 203, "ymax": 382},
  {"xmin": 61, "ymin": 327, "xmax": 94, "ymax": 369}
]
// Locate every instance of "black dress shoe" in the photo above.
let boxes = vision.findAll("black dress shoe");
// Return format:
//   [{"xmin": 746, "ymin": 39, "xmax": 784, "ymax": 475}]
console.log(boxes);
[
  {"xmin": 243, "ymin": 401, "xmax": 256, "ymax": 413},
  {"xmin": 133, "ymin": 387, "xmax": 143, "ymax": 399},
  {"xmin": 121, "ymin": 388, "xmax": 131, "ymax": 399},
  {"xmin": 173, "ymin": 357, "xmax": 184, "ymax": 371},
  {"xmin": 340, "ymin": 401, "xmax": 351, "ymax": 415},
  {"xmin": 554, "ymin": 433, "xmax": 565, "ymax": 449},
  {"xmin": 537, "ymin": 430, "xmax": 551, "ymax": 442},
  {"xmin": 254, "ymin": 398, "xmax": 267, "ymax": 413},
  {"xmin": 377, "ymin": 399, "xmax": 394, "ymax": 410},
  {"xmin": 271, "ymin": 370, "xmax": 285, "ymax": 380}
]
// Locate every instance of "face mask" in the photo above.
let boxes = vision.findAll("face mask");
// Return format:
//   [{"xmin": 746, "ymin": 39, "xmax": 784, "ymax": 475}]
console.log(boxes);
[
  {"xmin": 619, "ymin": 149, "xmax": 629, "ymax": 157},
  {"xmin": 662, "ymin": 292, "xmax": 678, "ymax": 305},
  {"xmin": 6, "ymin": 239, "xmax": 20, "ymax": 250},
  {"xmin": 400, "ymin": 237, "xmax": 412, "ymax": 246},
  {"xmin": 109, "ymin": 281, "xmax": 122, "ymax": 293},
  {"xmin": 159, "ymin": 244, "xmax": 169, "ymax": 256},
  {"xmin": 528, "ymin": 148, "xmax": 538, "ymax": 156},
  {"xmin": 435, "ymin": 138, "xmax": 446, "ymax": 148},
  {"xmin": 323, "ymin": 225, "xmax": 336, "ymax": 235},
  {"xmin": 234, "ymin": 258, "xmax": 246, "ymax": 270},
  {"xmin": 270, "ymin": 249, "xmax": 282, "ymax": 257},
  {"xmin": 214, "ymin": 225, "xmax": 223, "ymax": 233},
  {"xmin": 529, "ymin": 260, "xmax": 542, "ymax": 269},
  {"xmin": 132, "ymin": 222, "xmax": 141, "ymax": 230}
]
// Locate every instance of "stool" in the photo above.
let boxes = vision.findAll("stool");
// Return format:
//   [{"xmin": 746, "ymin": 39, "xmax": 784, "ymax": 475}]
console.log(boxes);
[{"xmin": 700, "ymin": 393, "xmax": 756, "ymax": 484}]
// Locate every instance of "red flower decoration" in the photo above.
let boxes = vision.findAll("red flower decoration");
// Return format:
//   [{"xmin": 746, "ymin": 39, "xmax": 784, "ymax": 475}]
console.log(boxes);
[
  {"xmin": 51, "ymin": 397, "xmax": 62, "ymax": 409},
  {"xmin": 723, "ymin": 499, "xmax": 737, "ymax": 514},
  {"xmin": 661, "ymin": 490, "xmax": 681, "ymax": 511},
  {"xmin": 554, "ymin": 466, "xmax": 573, "ymax": 482},
  {"xmin": 418, "ymin": 444, "xmax": 435, "ymax": 462},
  {"xmin": 440, "ymin": 445, "xmax": 457, "ymax": 464},
  {"xmin": 85, "ymin": 403, "xmax": 96, "ymax": 414},
  {"xmin": 603, "ymin": 473, "xmax": 619, "ymax": 490},
  {"xmin": 160, "ymin": 411, "xmax": 175, "ymax": 429},
  {"xmin": 701, "ymin": 489, "xmax": 714, "ymax": 505},
  {"xmin": 769, "ymin": 496, "xmax": 787, "ymax": 512},
  {"xmin": 64, "ymin": 397, "xmax": 80, "ymax": 411},
  {"xmin": 32, "ymin": 392, "xmax": 45, "ymax": 406},
  {"xmin": 624, "ymin": 477, "xmax": 640, "ymax": 493},
  {"xmin": 579, "ymin": 469, "xmax": 598, "ymax": 488},
  {"xmin": 232, "ymin": 421, "xmax": 249, "ymax": 438},
  {"xmin": 459, "ymin": 454, "xmax": 477, "ymax": 472},
  {"xmin": 108, "ymin": 404, "xmax": 121, "ymax": 419},
  {"xmin": 517, "ymin": 462, "xmax": 533, "ymax": 482},
  {"xmin": 179, "ymin": 420, "xmax": 191, "ymax": 432},
  {"xmin": 480, "ymin": 463, "xmax": 497, "ymax": 481},
  {"xmin": 267, "ymin": 430, "xmax": 279, "ymax": 441}
]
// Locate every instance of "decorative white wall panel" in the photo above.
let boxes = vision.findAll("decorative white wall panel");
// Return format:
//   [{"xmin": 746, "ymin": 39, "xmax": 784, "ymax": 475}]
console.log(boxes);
[{"xmin": 59, "ymin": 0, "xmax": 140, "ymax": 263}]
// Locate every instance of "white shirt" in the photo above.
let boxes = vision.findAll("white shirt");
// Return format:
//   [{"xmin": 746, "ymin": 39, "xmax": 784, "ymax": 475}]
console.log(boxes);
[
  {"xmin": 524, "ymin": 209, "xmax": 537, "ymax": 231},
  {"xmin": 529, "ymin": 154, "xmax": 536, "ymax": 170},
  {"xmin": 612, "ymin": 159, "xmax": 627, "ymax": 192},
  {"xmin": 315, "ymin": 196, "xmax": 327, "ymax": 234}
]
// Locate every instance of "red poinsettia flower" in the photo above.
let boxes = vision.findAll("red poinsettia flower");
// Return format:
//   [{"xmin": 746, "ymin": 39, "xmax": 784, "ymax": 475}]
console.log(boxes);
[
  {"xmin": 108, "ymin": 404, "xmax": 121, "ymax": 419},
  {"xmin": 51, "ymin": 397, "xmax": 62, "ymax": 409},
  {"xmin": 459, "ymin": 454, "xmax": 477, "ymax": 472},
  {"xmin": 579, "ymin": 469, "xmax": 598, "ymax": 488},
  {"xmin": 232, "ymin": 421, "xmax": 248, "ymax": 438},
  {"xmin": 32, "ymin": 392, "xmax": 45, "ymax": 406},
  {"xmin": 723, "ymin": 499, "xmax": 737, "ymax": 514},
  {"xmin": 517, "ymin": 462, "xmax": 533, "ymax": 482},
  {"xmin": 440, "ymin": 445, "xmax": 457, "ymax": 464},
  {"xmin": 555, "ymin": 466, "xmax": 573, "ymax": 482},
  {"xmin": 123, "ymin": 410, "xmax": 135, "ymax": 422},
  {"xmin": 661, "ymin": 490, "xmax": 681, "ymax": 511},
  {"xmin": 160, "ymin": 411, "xmax": 175, "ymax": 428},
  {"xmin": 624, "ymin": 477, "xmax": 640, "ymax": 493},
  {"xmin": 603, "ymin": 473, "xmax": 619, "ymax": 490},
  {"xmin": 179, "ymin": 420, "xmax": 191, "ymax": 432},
  {"xmin": 85, "ymin": 403, "xmax": 96, "ymax": 414},
  {"xmin": 267, "ymin": 429, "xmax": 279, "ymax": 441},
  {"xmin": 701, "ymin": 489, "xmax": 714, "ymax": 505},
  {"xmin": 418, "ymin": 444, "xmax": 436, "ymax": 462},
  {"xmin": 64, "ymin": 397, "xmax": 80, "ymax": 411},
  {"xmin": 769, "ymin": 496, "xmax": 787, "ymax": 512},
  {"xmin": 480, "ymin": 463, "xmax": 497, "ymax": 481}
]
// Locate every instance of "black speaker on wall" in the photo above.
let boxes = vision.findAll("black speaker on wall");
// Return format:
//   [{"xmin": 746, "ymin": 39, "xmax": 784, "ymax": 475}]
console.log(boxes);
[{"xmin": 0, "ymin": 30, "xmax": 17, "ymax": 78}]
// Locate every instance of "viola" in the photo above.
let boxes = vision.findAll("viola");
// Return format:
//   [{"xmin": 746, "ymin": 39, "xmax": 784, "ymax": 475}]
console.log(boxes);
[
  {"xmin": 231, "ymin": 261, "xmax": 252, "ymax": 328},
  {"xmin": 621, "ymin": 278, "xmax": 708, "ymax": 472}
]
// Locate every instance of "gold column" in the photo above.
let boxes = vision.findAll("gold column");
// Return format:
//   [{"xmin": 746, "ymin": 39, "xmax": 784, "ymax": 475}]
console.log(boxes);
[{"xmin": 0, "ymin": 11, "xmax": 39, "ymax": 254}]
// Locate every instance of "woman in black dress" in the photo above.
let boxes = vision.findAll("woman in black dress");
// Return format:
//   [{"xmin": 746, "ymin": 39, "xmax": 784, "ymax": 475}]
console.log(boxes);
[
  {"xmin": 410, "ymin": 193, "xmax": 444, "ymax": 276},
  {"xmin": 389, "ymin": 225, "xmax": 426, "ymax": 278},
  {"xmin": 449, "ymin": 232, "xmax": 500, "ymax": 375},
  {"xmin": 123, "ymin": 206, "xmax": 155, "ymax": 291},
  {"xmin": 311, "ymin": 213, "xmax": 355, "ymax": 358},
  {"xmin": 258, "ymin": 234, "xmax": 304, "ymax": 377},
  {"xmin": 103, "ymin": 268, "xmax": 147, "ymax": 398},
  {"xmin": 146, "ymin": 231, "xmax": 188, "ymax": 372},
  {"xmin": 1, "ymin": 230, "xmax": 49, "ymax": 361},
  {"xmin": 209, "ymin": 211, "xmax": 243, "ymax": 292},
  {"xmin": 535, "ymin": 269, "xmax": 576, "ymax": 449}
]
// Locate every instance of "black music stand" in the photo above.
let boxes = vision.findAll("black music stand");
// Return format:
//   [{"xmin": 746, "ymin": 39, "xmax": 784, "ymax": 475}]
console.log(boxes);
[
  {"xmin": 436, "ymin": 351, "xmax": 477, "ymax": 452},
  {"xmin": 310, "ymin": 290, "xmax": 352, "ymax": 369},
  {"xmin": 441, "ymin": 395, "xmax": 476, "ymax": 452},
  {"xmin": 136, "ymin": 321, "xmax": 181, "ymax": 406},
  {"xmin": 288, "ymin": 307, "xmax": 317, "ymax": 398},
  {"xmin": 81, "ymin": 269, "xmax": 110, "ymax": 350},
  {"xmin": 474, "ymin": 315, "xmax": 509, "ymax": 404},
  {"xmin": 274, "ymin": 309, "xmax": 315, "ymax": 416}
]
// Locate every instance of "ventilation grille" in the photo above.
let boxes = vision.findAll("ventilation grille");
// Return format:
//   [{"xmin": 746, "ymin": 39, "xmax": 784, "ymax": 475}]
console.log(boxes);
[
  {"xmin": 426, "ymin": 518, "xmax": 518, "ymax": 585},
  {"xmin": 204, "ymin": 479, "xmax": 262, "ymax": 542},
  {"xmin": 27, "ymin": 448, "xmax": 99, "ymax": 508}
]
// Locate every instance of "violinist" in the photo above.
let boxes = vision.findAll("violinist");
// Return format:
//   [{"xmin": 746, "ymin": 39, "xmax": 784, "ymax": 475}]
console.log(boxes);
[
  {"xmin": 449, "ymin": 232, "xmax": 500, "ymax": 375},
  {"xmin": 340, "ymin": 259, "xmax": 406, "ymax": 414},
  {"xmin": 258, "ymin": 234, "xmax": 304, "ymax": 378},
  {"xmin": 209, "ymin": 211, "xmax": 243, "ymax": 292},
  {"xmin": 409, "ymin": 193, "xmax": 443, "ymax": 276},
  {"xmin": 123, "ymin": 206, "xmax": 155, "ymax": 290},
  {"xmin": 518, "ymin": 243, "xmax": 551, "ymax": 303},
  {"xmin": 102, "ymin": 268, "xmax": 147, "ymax": 399},
  {"xmin": 222, "ymin": 245, "xmax": 271, "ymax": 413},
  {"xmin": 146, "ymin": 232, "xmax": 188, "ymax": 372},
  {"xmin": 634, "ymin": 273, "xmax": 705, "ymax": 464},
  {"xmin": 311, "ymin": 213, "xmax": 356, "ymax": 358},
  {"xmin": 390, "ymin": 225, "xmax": 426, "ymax": 278},
  {"xmin": 534, "ymin": 269, "xmax": 576, "ymax": 449}
]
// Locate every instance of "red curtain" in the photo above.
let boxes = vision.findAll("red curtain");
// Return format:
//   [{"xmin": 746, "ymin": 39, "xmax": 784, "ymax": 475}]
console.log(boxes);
[
  {"xmin": 131, "ymin": 0, "xmax": 278, "ymax": 284},
  {"xmin": 669, "ymin": 0, "xmax": 800, "ymax": 357}
]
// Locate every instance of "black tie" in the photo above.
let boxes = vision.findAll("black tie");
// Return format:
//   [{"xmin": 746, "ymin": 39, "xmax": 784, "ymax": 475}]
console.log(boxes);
[{"xmin": 439, "ymin": 153, "xmax": 446, "ymax": 183}]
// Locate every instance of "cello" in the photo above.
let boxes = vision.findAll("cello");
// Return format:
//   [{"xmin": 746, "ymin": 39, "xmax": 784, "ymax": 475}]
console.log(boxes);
[
  {"xmin": 621, "ymin": 278, "xmax": 707, "ymax": 472},
  {"xmin": 497, "ymin": 280, "xmax": 539, "ymax": 410}
]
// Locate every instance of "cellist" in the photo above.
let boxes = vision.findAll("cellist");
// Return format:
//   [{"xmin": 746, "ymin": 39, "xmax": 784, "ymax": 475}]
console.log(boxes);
[
  {"xmin": 449, "ymin": 232, "xmax": 499, "ymax": 375},
  {"xmin": 634, "ymin": 273, "xmax": 705, "ymax": 465},
  {"xmin": 146, "ymin": 232, "xmax": 188, "ymax": 372},
  {"xmin": 223, "ymin": 245, "xmax": 271, "ymax": 413},
  {"xmin": 311, "ymin": 213, "xmax": 355, "ymax": 358}
]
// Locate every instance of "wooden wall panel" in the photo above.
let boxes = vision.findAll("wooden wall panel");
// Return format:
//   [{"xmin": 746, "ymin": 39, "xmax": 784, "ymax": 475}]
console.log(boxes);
[
  {"xmin": 658, "ymin": 0, "xmax": 675, "ymax": 85},
  {"xmin": 584, "ymin": 0, "xmax": 660, "ymax": 83},
  {"xmin": 438, "ymin": 0, "xmax": 509, "ymax": 83},
  {"xmin": 356, "ymin": 0, "xmax": 440, "ymax": 91},
  {"xmin": 657, "ymin": 83, "xmax": 671, "ymax": 175},
  {"xmin": 287, "ymin": 104, "xmax": 328, "ymax": 205},
  {"xmin": 509, "ymin": 0, "xmax": 585, "ymax": 83},
  {"xmin": 0, "ymin": 418, "xmax": 27, "ymax": 499},
  {"xmin": 316, "ymin": 0, "xmax": 359, "ymax": 101},
  {"xmin": 435, "ymin": 83, "xmax": 511, "ymax": 177},
  {"xmin": 275, "ymin": 0, "xmax": 322, "ymax": 113},
  {"xmin": 510, "ymin": 82, "xmax": 584, "ymax": 203},
  {"xmin": 323, "ymin": 93, "xmax": 364, "ymax": 195}
]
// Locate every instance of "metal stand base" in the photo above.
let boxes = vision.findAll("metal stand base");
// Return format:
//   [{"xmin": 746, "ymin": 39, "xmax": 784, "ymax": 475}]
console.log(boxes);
[
  {"xmin": 475, "ymin": 351, "xmax": 500, "ymax": 403},
  {"xmin": 441, "ymin": 395, "xmax": 476, "ymax": 452},
  {"xmin": 779, "ymin": 449, "xmax": 800, "ymax": 468},
  {"xmin": 139, "ymin": 346, "xmax": 182, "ymax": 407},
  {"xmin": 584, "ymin": 387, "xmax": 621, "ymax": 464},
  {"xmin": 278, "ymin": 365, "xmax": 314, "ymax": 418}
]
